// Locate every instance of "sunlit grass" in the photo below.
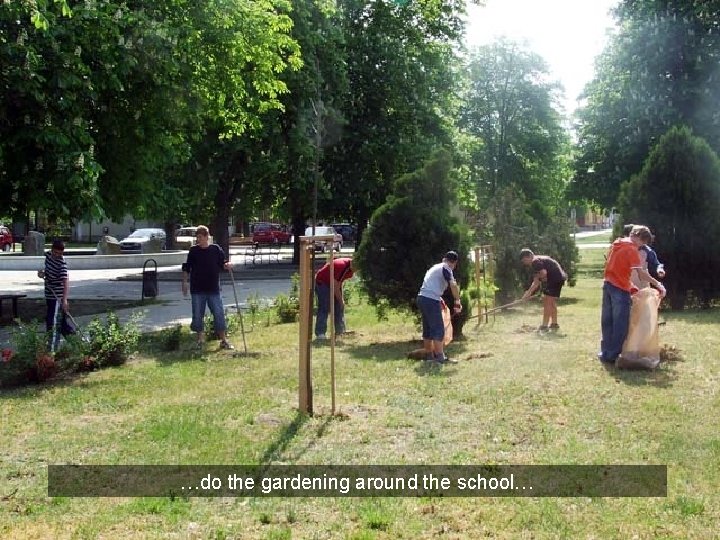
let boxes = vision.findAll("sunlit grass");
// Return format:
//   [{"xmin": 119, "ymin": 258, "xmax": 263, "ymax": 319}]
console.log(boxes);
[{"xmin": 1, "ymin": 248, "xmax": 719, "ymax": 538}]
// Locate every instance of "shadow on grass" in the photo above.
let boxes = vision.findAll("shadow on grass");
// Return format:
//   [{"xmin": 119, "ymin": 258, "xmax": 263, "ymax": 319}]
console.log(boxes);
[
  {"xmin": 138, "ymin": 332, "xmax": 204, "ymax": 366},
  {"xmin": 258, "ymin": 410, "xmax": 311, "ymax": 464},
  {"xmin": 412, "ymin": 360, "xmax": 459, "ymax": 378},
  {"xmin": 344, "ymin": 337, "xmax": 471, "ymax": 366},
  {"xmin": 141, "ymin": 331, "xmax": 262, "ymax": 366},
  {"xmin": 344, "ymin": 339, "xmax": 418, "ymax": 363},
  {"xmin": 659, "ymin": 308, "xmax": 720, "ymax": 328},
  {"xmin": 0, "ymin": 363, "xmax": 125, "ymax": 400},
  {"xmin": 257, "ymin": 410, "xmax": 341, "ymax": 465},
  {"xmin": 602, "ymin": 362, "xmax": 679, "ymax": 388}
]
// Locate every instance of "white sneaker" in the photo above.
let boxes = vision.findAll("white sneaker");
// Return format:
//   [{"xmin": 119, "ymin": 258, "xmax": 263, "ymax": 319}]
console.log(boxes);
[{"xmin": 316, "ymin": 334, "xmax": 327, "ymax": 341}]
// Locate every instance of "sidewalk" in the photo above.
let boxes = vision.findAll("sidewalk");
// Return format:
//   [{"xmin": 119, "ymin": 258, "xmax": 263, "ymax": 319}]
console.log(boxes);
[
  {"xmin": 0, "ymin": 265, "xmax": 292, "ymax": 349},
  {"xmin": 572, "ymin": 228, "xmax": 612, "ymax": 239}
]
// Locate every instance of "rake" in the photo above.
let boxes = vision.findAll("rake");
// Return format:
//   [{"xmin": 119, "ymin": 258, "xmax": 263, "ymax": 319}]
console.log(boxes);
[
  {"xmin": 467, "ymin": 295, "xmax": 534, "ymax": 320},
  {"xmin": 227, "ymin": 265, "xmax": 249, "ymax": 355}
]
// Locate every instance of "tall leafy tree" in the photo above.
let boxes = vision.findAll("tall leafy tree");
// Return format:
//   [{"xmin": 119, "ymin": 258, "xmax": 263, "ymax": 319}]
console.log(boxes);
[
  {"xmin": 1, "ymin": 2, "xmax": 104, "ymax": 221},
  {"xmin": 271, "ymin": 0, "xmax": 347, "ymax": 263},
  {"xmin": 1, "ymin": 0, "xmax": 301, "ymax": 247},
  {"xmin": 323, "ymin": 0, "xmax": 467, "ymax": 244},
  {"xmin": 158, "ymin": 0, "xmax": 301, "ymax": 253},
  {"xmin": 459, "ymin": 38, "xmax": 569, "ymax": 210},
  {"xmin": 571, "ymin": 0, "xmax": 720, "ymax": 208},
  {"xmin": 457, "ymin": 39, "xmax": 575, "ymax": 301},
  {"xmin": 2, "ymin": 1, "xmax": 201, "ymax": 225}
]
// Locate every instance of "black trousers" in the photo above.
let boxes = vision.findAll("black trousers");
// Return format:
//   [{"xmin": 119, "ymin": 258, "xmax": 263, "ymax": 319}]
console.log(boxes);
[{"xmin": 45, "ymin": 299, "xmax": 75, "ymax": 336}]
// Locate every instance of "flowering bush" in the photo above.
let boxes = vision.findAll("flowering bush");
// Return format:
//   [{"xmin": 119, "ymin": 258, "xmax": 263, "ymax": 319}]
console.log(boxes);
[
  {"xmin": 1, "ymin": 312, "xmax": 139, "ymax": 387},
  {"xmin": 1, "ymin": 323, "xmax": 48, "ymax": 387},
  {"xmin": 35, "ymin": 352, "xmax": 56, "ymax": 382}
]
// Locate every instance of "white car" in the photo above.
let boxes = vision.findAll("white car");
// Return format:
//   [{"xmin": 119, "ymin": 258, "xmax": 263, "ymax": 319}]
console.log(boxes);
[
  {"xmin": 119, "ymin": 228, "xmax": 167, "ymax": 252},
  {"xmin": 304, "ymin": 226, "xmax": 342, "ymax": 252},
  {"xmin": 175, "ymin": 227, "xmax": 198, "ymax": 249}
]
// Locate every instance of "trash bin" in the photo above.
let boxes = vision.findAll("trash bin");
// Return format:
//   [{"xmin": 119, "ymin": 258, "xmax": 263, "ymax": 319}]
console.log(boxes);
[{"xmin": 142, "ymin": 259, "xmax": 158, "ymax": 301}]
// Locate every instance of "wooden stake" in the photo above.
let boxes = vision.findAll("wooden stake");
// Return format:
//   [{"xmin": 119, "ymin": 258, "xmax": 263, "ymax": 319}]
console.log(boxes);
[
  {"xmin": 328, "ymin": 244, "xmax": 336, "ymax": 415},
  {"xmin": 297, "ymin": 235, "xmax": 336, "ymax": 415},
  {"xmin": 298, "ymin": 238, "xmax": 314, "ymax": 414}
]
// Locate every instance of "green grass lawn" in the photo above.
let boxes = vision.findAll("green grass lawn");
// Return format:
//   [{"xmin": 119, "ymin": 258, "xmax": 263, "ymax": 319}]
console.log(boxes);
[{"xmin": 2, "ymin": 248, "xmax": 720, "ymax": 539}]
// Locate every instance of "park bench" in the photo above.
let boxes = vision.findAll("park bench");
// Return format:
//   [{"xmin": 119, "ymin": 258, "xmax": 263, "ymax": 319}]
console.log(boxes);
[{"xmin": 0, "ymin": 293, "xmax": 27, "ymax": 321}]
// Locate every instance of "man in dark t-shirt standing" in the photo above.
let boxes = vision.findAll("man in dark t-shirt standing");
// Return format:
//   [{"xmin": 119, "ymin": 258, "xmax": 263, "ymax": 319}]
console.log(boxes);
[
  {"xmin": 520, "ymin": 248, "xmax": 567, "ymax": 332},
  {"xmin": 181, "ymin": 225, "xmax": 233, "ymax": 350}
]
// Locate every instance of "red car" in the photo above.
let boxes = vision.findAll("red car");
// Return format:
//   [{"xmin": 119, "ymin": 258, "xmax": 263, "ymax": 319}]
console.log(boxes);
[
  {"xmin": 0, "ymin": 225, "xmax": 13, "ymax": 251},
  {"xmin": 252, "ymin": 222, "xmax": 291, "ymax": 245}
]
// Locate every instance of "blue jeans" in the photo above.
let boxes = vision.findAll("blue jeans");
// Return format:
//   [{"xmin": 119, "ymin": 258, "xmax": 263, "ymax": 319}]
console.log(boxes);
[
  {"xmin": 191, "ymin": 293, "xmax": 226, "ymax": 333},
  {"xmin": 600, "ymin": 281, "xmax": 632, "ymax": 361},
  {"xmin": 315, "ymin": 283, "xmax": 345, "ymax": 336}
]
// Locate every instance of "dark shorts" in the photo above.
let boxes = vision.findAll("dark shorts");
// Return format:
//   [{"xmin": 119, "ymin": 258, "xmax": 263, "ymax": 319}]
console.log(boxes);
[
  {"xmin": 417, "ymin": 295, "xmax": 444, "ymax": 341},
  {"xmin": 543, "ymin": 280, "xmax": 564, "ymax": 298}
]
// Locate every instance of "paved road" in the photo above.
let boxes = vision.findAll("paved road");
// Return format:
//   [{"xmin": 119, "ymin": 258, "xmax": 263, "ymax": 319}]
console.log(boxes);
[
  {"xmin": 573, "ymin": 228, "xmax": 612, "ymax": 249},
  {"xmin": 573, "ymin": 228, "xmax": 612, "ymax": 239},
  {"xmin": 0, "ymin": 259, "xmax": 296, "ymax": 349}
]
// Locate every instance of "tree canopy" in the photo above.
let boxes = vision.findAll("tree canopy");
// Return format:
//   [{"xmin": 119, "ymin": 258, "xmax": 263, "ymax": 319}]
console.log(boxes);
[
  {"xmin": 571, "ymin": 0, "xmax": 720, "ymax": 208},
  {"xmin": 459, "ymin": 39, "xmax": 569, "ymax": 210},
  {"xmin": 1, "ymin": 0, "xmax": 300, "ymax": 242}
]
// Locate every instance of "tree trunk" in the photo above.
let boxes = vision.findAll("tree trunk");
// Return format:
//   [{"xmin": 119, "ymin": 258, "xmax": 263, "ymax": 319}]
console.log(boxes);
[
  {"xmin": 211, "ymin": 151, "xmax": 248, "ymax": 257},
  {"xmin": 291, "ymin": 213, "xmax": 306, "ymax": 265},
  {"xmin": 211, "ymin": 206, "xmax": 230, "ymax": 257},
  {"xmin": 354, "ymin": 208, "xmax": 369, "ymax": 251},
  {"xmin": 164, "ymin": 221, "xmax": 178, "ymax": 250}
]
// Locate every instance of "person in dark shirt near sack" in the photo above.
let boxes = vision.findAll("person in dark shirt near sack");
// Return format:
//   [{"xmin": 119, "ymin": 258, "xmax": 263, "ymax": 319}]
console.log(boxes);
[
  {"xmin": 314, "ymin": 257, "xmax": 354, "ymax": 340},
  {"xmin": 181, "ymin": 225, "xmax": 234, "ymax": 350},
  {"xmin": 519, "ymin": 249, "xmax": 568, "ymax": 332},
  {"xmin": 622, "ymin": 223, "xmax": 666, "ymax": 288}
]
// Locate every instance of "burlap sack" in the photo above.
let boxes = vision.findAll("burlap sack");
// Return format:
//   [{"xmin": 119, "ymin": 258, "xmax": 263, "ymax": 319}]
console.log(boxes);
[
  {"xmin": 619, "ymin": 288, "xmax": 661, "ymax": 370},
  {"xmin": 441, "ymin": 300, "xmax": 453, "ymax": 346}
]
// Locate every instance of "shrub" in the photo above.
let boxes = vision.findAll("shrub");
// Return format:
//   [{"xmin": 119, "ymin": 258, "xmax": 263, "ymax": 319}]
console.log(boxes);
[
  {"xmin": 160, "ymin": 324, "xmax": 182, "ymax": 351},
  {"xmin": 247, "ymin": 291, "xmax": 261, "ymax": 329},
  {"xmin": 441, "ymin": 288, "xmax": 473, "ymax": 338},
  {"xmin": 82, "ymin": 312, "xmax": 139, "ymax": 367},
  {"xmin": 272, "ymin": 273, "xmax": 300, "ymax": 324},
  {"xmin": 204, "ymin": 310, "xmax": 242, "ymax": 339},
  {"xmin": 355, "ymin": 149, "xmax": 470, "ymax": 317},
  {"xmin": 486, "ymin": 185, "xmax": 578, "ymax": 303},
  {"xmin": 274, "ymin": 293, "xmax": 300, "ymax": 323},
  {"xmin": 1, "ymin": 323, "xmax": 47, "ymax": 387},
  {"xmin": 617, "ymin": 125, "xmax": 720, "ymax": 309}
]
